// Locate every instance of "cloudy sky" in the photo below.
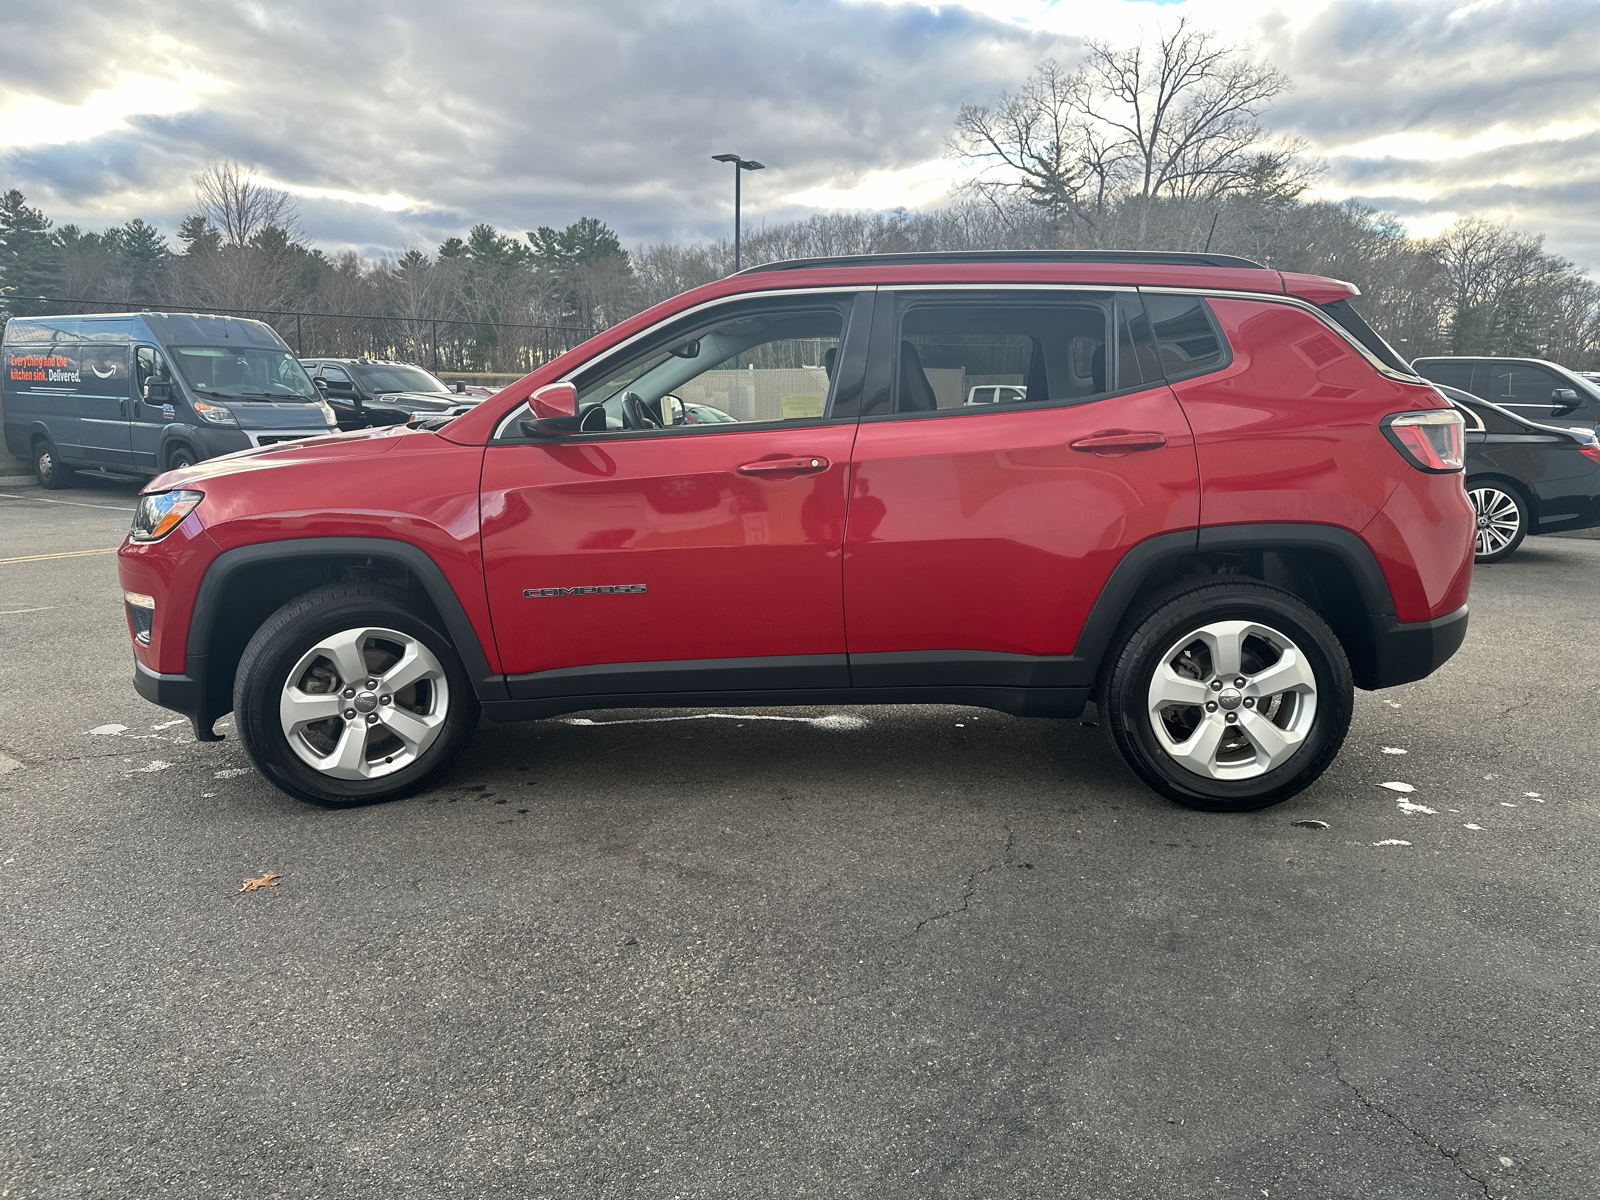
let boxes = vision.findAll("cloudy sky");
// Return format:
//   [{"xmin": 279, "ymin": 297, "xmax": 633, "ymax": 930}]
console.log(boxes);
[{"xmin": 2, "ymin": 0, "xmax": 1597, "ymax": 268}]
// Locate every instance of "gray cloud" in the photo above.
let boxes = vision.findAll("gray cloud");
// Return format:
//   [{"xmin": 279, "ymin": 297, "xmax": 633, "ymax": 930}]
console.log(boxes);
[
  {"xmin": 3, "ymin": 0, "xmax": 1598, "ymax": 271},
  {"xmin": 1, "ymin": 0, "xmax": 1064, "ymax": 257}
]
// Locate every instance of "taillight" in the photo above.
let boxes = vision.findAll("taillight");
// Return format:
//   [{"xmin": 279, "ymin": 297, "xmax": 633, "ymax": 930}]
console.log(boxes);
[
  {"xmin": 1580, "ymin": 442, "xmax": 1600, "ymax": 465},
  {"xmin": 1382, "ymin": 409, "xmax": 1465, "ymax": 473}
]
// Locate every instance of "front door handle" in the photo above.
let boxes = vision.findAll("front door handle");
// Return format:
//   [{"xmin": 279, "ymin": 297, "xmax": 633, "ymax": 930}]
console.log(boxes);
[
  {"xmin": 1069, "ymin": 429, "xmax": 1168, "ymax": 456},
  {"xmin": 737, "ymin": 455, "xmax": 831, "ymax": 476}
]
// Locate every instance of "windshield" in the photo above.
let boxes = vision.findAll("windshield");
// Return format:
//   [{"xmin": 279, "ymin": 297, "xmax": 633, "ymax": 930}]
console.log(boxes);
[
  {"xmin": 168, "ymin": 346, "xmax": 319, "ymax": 401},
  {"xmin": 351, "ymin": 363, "xmax": 450, "ymax": 395}
]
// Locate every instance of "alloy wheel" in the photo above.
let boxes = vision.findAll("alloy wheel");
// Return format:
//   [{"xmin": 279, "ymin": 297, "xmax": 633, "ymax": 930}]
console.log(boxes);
[
  {"xmin": 1145, "ymin": 619, "xmax": 1318, "ymax": 781},
  {"xmin": 277, "ymin": 626, "xmax": 449, "ymax": 779},
  {"xmin": 1469, "ymin": 486, "xmax": 1521, "ymax": 558}
]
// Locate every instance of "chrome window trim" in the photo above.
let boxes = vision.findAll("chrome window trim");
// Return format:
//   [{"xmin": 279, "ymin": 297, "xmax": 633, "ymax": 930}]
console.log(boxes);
[
  {"xmin": 1139, "ymin": 286, "xmax": 1426, "ymax": 383},
  {"xmin": 876, "ymin": 282, "xmax": 1136, "ymax": 293},
  {"xmin": 492, "ymin": 285, "xmax": 865, "ymax": 441}
]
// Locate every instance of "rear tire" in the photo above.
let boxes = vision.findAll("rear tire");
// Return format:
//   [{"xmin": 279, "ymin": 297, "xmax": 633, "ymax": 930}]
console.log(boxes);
[
  {"xmin": 233, "ymin": 584, "xmax": 480, "ymax": 807},
  {"xmin": 1101, "ymin": 581, "xmax": 1353, "ymax": 812},
  {"xmin": 166, "ymin": 445, "xmax": 198, "ymax": 471},
  {"xmin": 1467, "ymin": 480, "xmax": 1528, "ymax": 563},
  {"xmin": 34, "ymin": 441, "xmax": 73, "ymax": 489}
]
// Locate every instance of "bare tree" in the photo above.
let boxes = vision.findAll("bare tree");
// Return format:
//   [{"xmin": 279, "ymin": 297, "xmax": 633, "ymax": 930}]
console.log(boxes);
[
  {"xmin": 191, "ymin": 160, "xmax": 300, "ymax": 248},
  {"xmin": 951, "ymin": 19, "xmax": 1306, "ymax": 246}
]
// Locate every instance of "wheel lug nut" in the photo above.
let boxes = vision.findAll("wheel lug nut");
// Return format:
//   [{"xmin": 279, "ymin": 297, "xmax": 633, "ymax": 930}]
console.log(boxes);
[
  {"xmin": 1210, "ymin": 680, "xmax": 1223, "ymax": 691},
  {"xmin": 1234, "ymin": 677, "xmax": 1245, "ymax": 687},
  {"xmin": 1225, "ymin": 712, "xmax": 1238, "ymax": 724},
  {"xmin": 366, "ymin": 714, "xmax": 378, "ymax": 725},
  {"xmin": 379, "ymin": 694, "xmax": 391, "ymax": 704},
  {"xmin": 1206, "ymin": 701, "xmax": 1217, "ymax": 712},
  {"xmin": 365, "ymin": 679, "xmax": 377, "ymax": 688},
  {"xmin": 1243, "ymin": 697, "xmax": 1254, "ymax": 708},
  {"xmin": 343, "ymin": 688, "xmax": 355, "ymax": 699},
  {"xmin": 343, "ymin": 709, "xmax": 356, "ymax": 719}
]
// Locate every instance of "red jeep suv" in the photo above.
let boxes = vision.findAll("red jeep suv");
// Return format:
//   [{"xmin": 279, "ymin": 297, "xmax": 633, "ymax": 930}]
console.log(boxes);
[{"xmin": 117, "ymin": 251, "xmax": 1474, "ymax": 812}]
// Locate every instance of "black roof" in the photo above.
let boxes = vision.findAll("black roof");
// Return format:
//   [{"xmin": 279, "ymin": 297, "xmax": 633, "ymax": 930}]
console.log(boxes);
[{"xmin": 735, "ymin": 250, "xmax": 1268, "ymax": 275}]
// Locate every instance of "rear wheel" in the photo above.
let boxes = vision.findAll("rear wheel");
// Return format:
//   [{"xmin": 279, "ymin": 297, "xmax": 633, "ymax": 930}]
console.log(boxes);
[
  {"xmin": 34, "ymin": 440, "xmax": 73, "ymax": 489},
  {"xmin": 166, "ymin": 445, "xmax": 198, "ymax": 471},
  {"xmin": 233, "ymin": 584, "xmax": 480, "ymax": 806},
  {"xmin": 1467, "ymin": 481, "xmax": 1528, "ymax": 563},
  {"xmin": 1101, "ymin": 581, "xmax": 1353, "ymax": 812}
]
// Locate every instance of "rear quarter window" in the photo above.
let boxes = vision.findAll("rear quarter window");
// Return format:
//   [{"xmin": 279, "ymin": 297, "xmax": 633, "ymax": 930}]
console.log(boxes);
[{"xmin": 1141, "ymin": 293, "xmax": 1228, "ymax": 381}]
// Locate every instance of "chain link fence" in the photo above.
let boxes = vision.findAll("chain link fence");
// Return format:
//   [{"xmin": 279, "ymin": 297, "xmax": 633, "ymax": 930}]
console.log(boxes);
[{"xmin": 2, "ymin": 297, "xmax": 595, "ymax": 383}]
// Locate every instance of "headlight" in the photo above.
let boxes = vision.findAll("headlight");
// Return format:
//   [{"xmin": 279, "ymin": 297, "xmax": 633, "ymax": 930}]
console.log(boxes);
[
  {"xmin": 192, "ymin": 400, "xmax": 237, "ymax": 426},
  {"xmin": 130, "ymin": 490, "xmax": 204, "ymax": 542},
  {"xmin": 315, "ymin": 399, "xmax": 337, "ymax": 426}
]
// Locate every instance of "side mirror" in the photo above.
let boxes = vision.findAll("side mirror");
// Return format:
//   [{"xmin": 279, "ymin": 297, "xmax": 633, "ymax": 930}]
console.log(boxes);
[
  {"xmin": 520, "ymin": 381, "xmax": 580, "ymax": 436},
  {"xmin": 313, "ymin": 378, "xmax": 328, "ymax": 395},
  {"xmin": 1553, "ymin": 387, "xmax": 1581, "ymax": 413},
  {"xmin": 143, "ymin": 379, "xmax": 170, "ymax": 403}
]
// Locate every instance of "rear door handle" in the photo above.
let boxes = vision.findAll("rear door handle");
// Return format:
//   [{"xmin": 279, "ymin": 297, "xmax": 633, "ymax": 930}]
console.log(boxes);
[
  {"xmin": 1069, "ymin": 429, "xmax": 1168, "ymax": 455},
  {"xmin": 737, "ymin": 455, "xmax": 831, "ymax": 476}
]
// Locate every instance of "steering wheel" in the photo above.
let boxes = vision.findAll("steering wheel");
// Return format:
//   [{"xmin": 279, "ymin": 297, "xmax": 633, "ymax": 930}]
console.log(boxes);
[{"xmin": 622, "ymin": 391, "xmax": 662, "ymax": 430}]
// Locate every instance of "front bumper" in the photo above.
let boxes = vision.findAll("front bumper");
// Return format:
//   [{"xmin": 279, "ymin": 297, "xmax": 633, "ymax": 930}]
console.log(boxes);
[
  {"xmin": 132, "ymin": 657, "xmax": 223, "ymax": 741},
  {"xmin": 1366, "ymin": 604, "xmax": 1469, "ymax": 689}
]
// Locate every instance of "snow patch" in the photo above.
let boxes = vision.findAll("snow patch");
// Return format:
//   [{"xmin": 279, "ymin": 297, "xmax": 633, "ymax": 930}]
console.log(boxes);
[
  {"xmin": 1464, "ymin": 824, "xmax": 1484, "ymax": 830},
  {"xmin": 1372, "ymin": 839, "xmax": 1412, "ymax": 846},
  {"xmin": 152, "ymin": 719, "xmax": 186, "ymax": 730},
  {"xmin": 213, "ymin": 768, "xmax": 251, "ymax": 779},
  {"xmin": 89, "ymin": 724, "xmax": 127, "ymax": 737},
  {"xmin": 1381, "ymin": 747, "xmax": 1408, "ymax": 755},
  {"xmin": 564, "ymin": 712, "xmax": 868, "ymax": 730},
  {"xmin": 132, "ymin": 760, "xmax": 171, "ymax": 773},
  {"xmin": 1395, "ymin": 799, "xmax": 1437, "ymax": 815},
  {"xmin": 1379, "ymin": 781, "xmax": 1416, "ymax": 793},
  {"xmin": 0, "ymin": 753, "xmax": 20, "ymax": 776},
  {"xmin": 1524, "ymin": 792, "xmax": 1541, "ymax": 798}
]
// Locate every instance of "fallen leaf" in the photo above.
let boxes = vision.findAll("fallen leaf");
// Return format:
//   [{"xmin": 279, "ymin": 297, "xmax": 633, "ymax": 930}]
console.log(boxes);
[{"xmin": 240, "ymin": 872, "xmax": 282, "ymax": 892}]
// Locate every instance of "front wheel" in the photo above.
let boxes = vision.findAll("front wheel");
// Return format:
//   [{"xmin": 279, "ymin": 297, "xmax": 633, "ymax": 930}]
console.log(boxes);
[
  {"xmin": 233, "ymin": 584, "xmax": 480, "ymax": 806},
  {"xmin": 1101, "ymin": 581, "xmax": 1354, "ymax": 812},
  {"xmin": 166, "ymin": 445, "xmax": 198, "ymax": 471},
  {"xmin": 1467, "ymin": 481, "xmax": 1528, "ymax": 563}
]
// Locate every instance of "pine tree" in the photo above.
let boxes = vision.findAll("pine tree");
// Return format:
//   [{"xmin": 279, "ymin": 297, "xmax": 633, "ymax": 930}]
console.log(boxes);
[{"xmin": 0, "ymin": 188, "xmax": 60, "ymax": 314}]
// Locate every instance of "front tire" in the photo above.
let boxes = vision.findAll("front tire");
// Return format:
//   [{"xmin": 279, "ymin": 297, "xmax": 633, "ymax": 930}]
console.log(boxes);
[
  {"xmin": 233, "ymin": 584, "xmax": 480, "ymax": 806},
  {"xmin": 1101, "ymin": 581, "xmax": 1353, "ymax": 812},
  {"xmin": 1467, "ymin": 481, "xmax": 1528, "ymax": 563},
  {"xmin": 166, "ymin": 445, "xmax": 198, "ymax": 471}
]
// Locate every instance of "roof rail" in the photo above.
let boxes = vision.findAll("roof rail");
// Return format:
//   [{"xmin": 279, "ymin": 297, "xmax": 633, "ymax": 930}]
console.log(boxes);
[{"xmin": 735, "ymin": 250, "xmax": 1268, "ymax": 274}]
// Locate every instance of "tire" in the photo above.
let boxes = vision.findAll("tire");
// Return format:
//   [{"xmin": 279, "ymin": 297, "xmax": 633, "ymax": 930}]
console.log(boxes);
[
  {"xmin": 166, "ymin": 445, "xmax": 198, "ymax": 471},
  {"xmin": 1467, "ymin": 480, "xmax": 1528, "ymax": 564},
  {"xmin": 34, "ymin": 440, "xmax": 73, "ymax": 489},
  {"xmin": 232, "ymin": 584, "xmax": 480, "ymax": 807},
  {"xmin": 1101, "ymin": 581, "xmax": 1354, "ymax": 812}
]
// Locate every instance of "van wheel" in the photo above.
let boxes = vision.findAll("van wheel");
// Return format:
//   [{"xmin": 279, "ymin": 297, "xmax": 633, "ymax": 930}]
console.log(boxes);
[
  {"xmin": 233, "ymin": 584, "xmax": 480, "ymax": 807},
  {"xmin": 34, "ymin": 441, "xmax": 73, "ymax": 489},
  {"xmin": 166, "ymin": 445, "xmax": 198, "ymax": 471},
  {"xmin": 1101, "ymin": 581, "xmax": 1353, "ymax": 812}
]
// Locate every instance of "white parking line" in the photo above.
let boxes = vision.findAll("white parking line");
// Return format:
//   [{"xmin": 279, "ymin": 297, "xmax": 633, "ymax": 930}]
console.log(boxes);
[
  {"xmin": 0, "ymin": 548, "xmax": 119, "ymax": 566},
  {"xmin": 0, "ymin": 606, "xmax": 55, "ymax": 615},
  {"xmin": 0, "ymin": 492, "xmax": 135, "ymax": 513}
]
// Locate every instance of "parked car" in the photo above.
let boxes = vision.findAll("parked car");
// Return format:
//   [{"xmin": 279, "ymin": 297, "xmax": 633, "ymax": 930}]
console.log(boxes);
[
  {"xmin": 1413, "ymin": 355, "xmax": 1600, "ymax": 433},
  {"xmin": 1436, "ymin": 384, "xmax": 1600, "ymax": 562},
  {"xmin": 299, "ymin": 358, "xmax": 487, "ymax": 430},
  {"xmin": 966, "ymin": 385, "xmax": 1028, "ymax": 405},
  {"xmin": 3, "ymin": 311, "xmax": 337, "ymax": 486},
  {"xmin": 119, "ymin": 249, "xmax": 1473, "ymax": 814}
]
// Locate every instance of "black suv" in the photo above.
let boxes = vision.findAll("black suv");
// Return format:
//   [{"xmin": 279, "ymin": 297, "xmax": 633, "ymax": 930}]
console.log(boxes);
[
  {"xmin": 1413, "ymin": 356, "xmax": 1600, "ymax": 432},
  {"xmin": 300, "ymin": 358, "xmax": 480, "ymax": 430}
]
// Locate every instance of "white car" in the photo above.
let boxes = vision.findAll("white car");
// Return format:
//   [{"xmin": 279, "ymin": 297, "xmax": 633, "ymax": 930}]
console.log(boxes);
[{"xmin": 966, "ymin": 385, "xmax": 1027, "ymax": 405}]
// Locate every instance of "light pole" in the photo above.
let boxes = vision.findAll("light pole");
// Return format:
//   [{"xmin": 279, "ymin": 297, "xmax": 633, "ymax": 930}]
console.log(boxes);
[{"xmin": 712, "ymin": 153, "xmax": 764, "ymax": 272}]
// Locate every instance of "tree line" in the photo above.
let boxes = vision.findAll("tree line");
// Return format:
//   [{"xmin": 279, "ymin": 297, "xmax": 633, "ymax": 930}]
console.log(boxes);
[{"xmin": 1, "ymin": 21, "xmax": 1595, "ymax": 373}]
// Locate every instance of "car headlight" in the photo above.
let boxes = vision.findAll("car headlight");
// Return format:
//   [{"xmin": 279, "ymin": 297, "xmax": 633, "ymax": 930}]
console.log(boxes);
[
  {"xmin": 130, "ymin": 490, "xmax": 204, "ymax": 542},
  {"xmin": 192, "ymin": 400, "xmax": 238, "ymax": 426},
  {"xmin": 315, "ymin": 399, "xmax": 337, "ymax": 426}
]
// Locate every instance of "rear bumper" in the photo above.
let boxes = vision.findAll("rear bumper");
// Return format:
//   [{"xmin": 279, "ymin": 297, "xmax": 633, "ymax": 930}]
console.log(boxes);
[{"xmin": 1366, "ymin": 604, "xmax": 1469, "ymax": 689}]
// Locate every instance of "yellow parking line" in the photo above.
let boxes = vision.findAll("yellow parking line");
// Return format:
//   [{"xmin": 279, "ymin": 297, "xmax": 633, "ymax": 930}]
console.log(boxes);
[{"xmin": 0, "ymin": 547, "xmax": 120, "ymax": 565}]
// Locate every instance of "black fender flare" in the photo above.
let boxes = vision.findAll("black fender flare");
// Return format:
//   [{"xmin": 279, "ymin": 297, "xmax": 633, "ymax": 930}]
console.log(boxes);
[{"xmin": 185, "ymin": 536, "xmax": 507, "ymax": 710}]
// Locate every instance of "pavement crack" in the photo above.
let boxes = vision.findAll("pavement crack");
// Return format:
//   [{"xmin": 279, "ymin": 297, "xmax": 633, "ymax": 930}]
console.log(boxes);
[
  {"xmin": 914, "ymin": 822, "xmax": 1014, "ymax": 934},
  {"xmin": 1323, "ymin": 974, "xmax": 1495, "ymax": 1199}
]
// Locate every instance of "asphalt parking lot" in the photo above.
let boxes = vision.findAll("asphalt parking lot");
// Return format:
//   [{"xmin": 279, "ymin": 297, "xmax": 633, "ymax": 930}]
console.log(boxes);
[{"xmin": 1, "ymin": 470, "xmax": 1596, "ymax": 1200}]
